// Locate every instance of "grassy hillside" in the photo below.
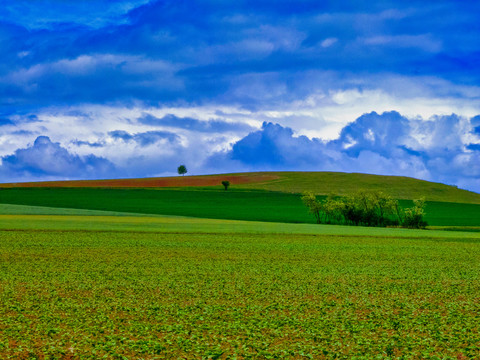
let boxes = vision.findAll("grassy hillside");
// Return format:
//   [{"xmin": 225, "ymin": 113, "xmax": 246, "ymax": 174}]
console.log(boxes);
[
  {"xmin": 1, "ymin": 187, "xmax": 480, "ymax": 226},
  {"xmin": 236, "ymin": 171, "xmax": 480, "ymax": 204},
  {"xmin": 1, "ymin": 171, "xmax": 479, "ymax": 203}
]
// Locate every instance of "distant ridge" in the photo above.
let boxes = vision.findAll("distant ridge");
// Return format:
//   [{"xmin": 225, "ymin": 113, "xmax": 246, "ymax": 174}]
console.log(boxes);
[{"xmin": 1, "ymin": 171, "xmax": 479, "ymax": 204}]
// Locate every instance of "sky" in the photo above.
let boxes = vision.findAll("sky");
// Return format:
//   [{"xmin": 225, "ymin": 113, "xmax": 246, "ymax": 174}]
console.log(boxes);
[{"xmin": 1, "ymin": 0, "xmax": 480, "ymax": 192}]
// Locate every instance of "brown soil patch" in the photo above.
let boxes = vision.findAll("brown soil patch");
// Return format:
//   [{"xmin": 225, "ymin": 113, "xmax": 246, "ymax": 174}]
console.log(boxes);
[{"xmin": 0, "ymin": 173, "xmax": 280, "ymax": 188}]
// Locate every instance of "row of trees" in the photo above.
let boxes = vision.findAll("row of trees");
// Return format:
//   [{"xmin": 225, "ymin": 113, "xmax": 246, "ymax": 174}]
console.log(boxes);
[{"xmin": 301, "ymin": 191, "xmax": 427, "ymax": 229}]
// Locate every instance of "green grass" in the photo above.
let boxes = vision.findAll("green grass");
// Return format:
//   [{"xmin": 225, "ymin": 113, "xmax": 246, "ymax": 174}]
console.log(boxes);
[
  {"xmin": 0, "ymin": 187, "xmax": 311, "ymax": 223},
  {"xmin": 0, "ymin": 203, "xmax": 152, "ymax": 216},
  {"xmin": 236, "ymin": 171, "xmax": 480, "ymax": 204},
  {"xmin": 3, "ymin": 214, "xmax": 480, "ymax": 239},
  {"xmin": 1, "ymin": 216, "xmax": 480, "ymax": 358},
  {"xmin": 1, "ymin": 187, "xmax": 480, "ymax": 226},
  {"xmin": 419, "ymin": 200, "xmax": 480, "ymax": 227}
]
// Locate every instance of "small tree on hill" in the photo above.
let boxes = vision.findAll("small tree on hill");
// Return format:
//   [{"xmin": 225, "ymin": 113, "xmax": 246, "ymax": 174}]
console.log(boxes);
[
  {"xmin": 222, "ymin": 180, "xmax": 230, "ymax": 190},
  {"xmin": 177, "ymin": 165, "xmax": 187, "ymax": 176}
]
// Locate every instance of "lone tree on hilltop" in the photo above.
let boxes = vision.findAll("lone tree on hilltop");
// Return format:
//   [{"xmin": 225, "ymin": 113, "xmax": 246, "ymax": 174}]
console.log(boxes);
[
  {"xmin": 222, "ymin": 180, "xmax": 230, "ymax": 190},
  {"xmin": 177, "ymin": 165, "xmax": 187, "ymax": 176}
]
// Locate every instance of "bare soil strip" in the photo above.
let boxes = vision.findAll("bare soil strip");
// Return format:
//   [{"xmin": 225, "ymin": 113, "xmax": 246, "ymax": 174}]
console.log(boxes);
[{"xmin": 0, "ymin": 173, "xmax": 279, "ymax": 188}]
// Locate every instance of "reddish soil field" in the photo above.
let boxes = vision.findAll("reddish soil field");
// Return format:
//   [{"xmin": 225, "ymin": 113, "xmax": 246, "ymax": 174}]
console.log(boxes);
[{"xmin": 0, "ymin": 173, "xmax": 279, "ymax": 188}]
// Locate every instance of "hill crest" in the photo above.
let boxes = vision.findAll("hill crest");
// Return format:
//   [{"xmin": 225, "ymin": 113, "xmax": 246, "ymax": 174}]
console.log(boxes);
[{"xmin": 1, "ymin": 171, "xmax": 479, "ymax": 204}]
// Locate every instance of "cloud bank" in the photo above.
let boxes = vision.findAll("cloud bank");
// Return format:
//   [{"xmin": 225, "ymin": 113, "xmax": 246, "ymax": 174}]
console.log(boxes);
[
  {"xmin": 0, "ymin": 136, "xmax": 115, "ymax": 182},
  {"xmin": 1, "ymin": 111, "xmax": 479, "ymax": 192}
]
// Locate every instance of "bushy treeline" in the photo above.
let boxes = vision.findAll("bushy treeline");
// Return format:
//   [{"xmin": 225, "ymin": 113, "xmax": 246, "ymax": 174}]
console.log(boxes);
[{"xmin": 301, "ymin": 191, "xmax": 427, "ymax": 229}]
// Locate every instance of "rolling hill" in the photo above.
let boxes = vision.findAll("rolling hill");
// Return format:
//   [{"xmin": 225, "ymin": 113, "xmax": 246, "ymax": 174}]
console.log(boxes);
[{"xmin": 1, "ymin": 171, "xmax": 479, "ymax": 204}]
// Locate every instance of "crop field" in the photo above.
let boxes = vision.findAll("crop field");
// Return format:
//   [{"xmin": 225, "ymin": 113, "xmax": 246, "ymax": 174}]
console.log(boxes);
[
  {"xmin": 1, "ymin": 187, "xmax": 480, "ymax": 227},
  {"xmin": 1, "ymin": 213, "xmax": 480, "ymax": 359}
]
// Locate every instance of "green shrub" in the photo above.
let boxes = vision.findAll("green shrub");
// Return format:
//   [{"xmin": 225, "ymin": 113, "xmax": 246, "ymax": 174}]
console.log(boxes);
[
  {"xmin": 401, "ymin": 198, "xmax": 428, "ymax": 229},
  {"xmin": 301, "ymin": 192, "xmax": 323, "ymax": 224},
  {"xmin": 302, "ymin": 191, "xmax": 426, "ymax": 229}
]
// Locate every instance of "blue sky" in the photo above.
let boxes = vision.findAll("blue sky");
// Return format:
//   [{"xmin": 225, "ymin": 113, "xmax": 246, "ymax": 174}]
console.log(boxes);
[{"xmin": 1, "ymin": 0, "xmax": 480, "ymax": 191}]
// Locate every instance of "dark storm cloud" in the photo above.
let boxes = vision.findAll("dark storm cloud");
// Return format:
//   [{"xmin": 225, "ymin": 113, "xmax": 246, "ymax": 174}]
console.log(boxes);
[
  {"xmin": 108, "ymin": 130, "xmax": 179, "ymax": 146},
  {"xmin": 139, "ymin": 114, "xmax": 254, "ymax": 133},
  {"xmin": 0, "ymin": 136, "xmax": 115, "ymax": 179},
  {"xmin": 231, "ymin": 122, "xmax": 327, "ymax": 167},
  {"xmin": 1, "ymin": 0, "xmax": 480, "ymax": 108},
  {"xmin": 0, "ymin": 118, "xmax": 14, "ymax": 126},
  {"xmin": 471, "ymin": 115, "xmax": 480, "ymax": 135},
  {"xmin": 1, "ymin": 1, "xmax": 150, "ymax": 29},
  {"xmin": 71, "ymin": 140, "xmax": 105, "ymax": 148},
  {"xmin": 331, "ymin": 111, "xmax": 411, "ymax": 157}
]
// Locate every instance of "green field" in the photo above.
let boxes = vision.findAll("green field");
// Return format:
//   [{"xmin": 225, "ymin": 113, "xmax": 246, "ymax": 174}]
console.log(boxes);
[
  {"xmin": 1, "ymin": 213, "xmax": 480, "ymax": 358},
  {"xmin": 3, "ymin": 212, "xmax": 480, "ymax": 239},
  {"xmin": 1, "ymin": 187, "xmax": 480, "ymax": 226},
  {"xmin": 1, "ymin": 172, "xmax": 480, "ymax": 358}
]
